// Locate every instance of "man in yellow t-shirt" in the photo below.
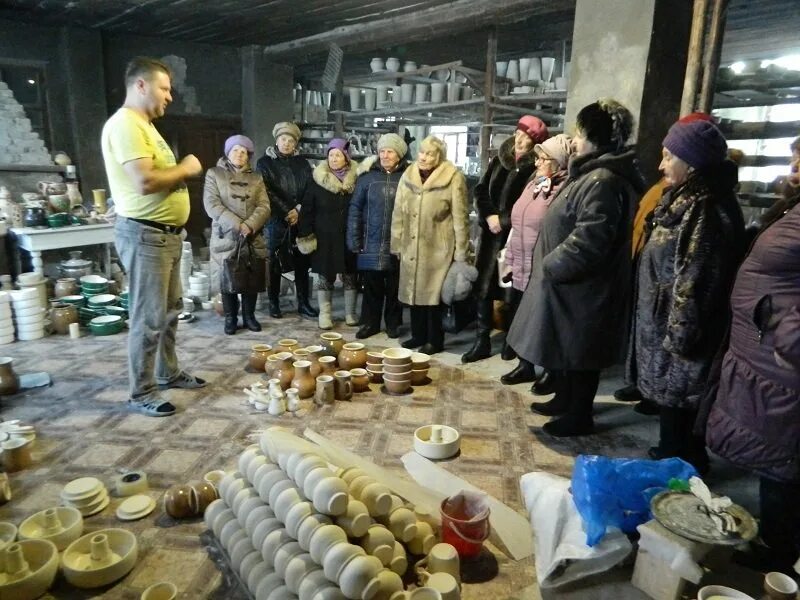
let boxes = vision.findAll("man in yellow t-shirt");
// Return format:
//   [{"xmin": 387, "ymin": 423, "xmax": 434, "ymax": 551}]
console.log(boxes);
[{"xmin": 101, "ymin": 56, "xmax": 205, "ymax": 417}]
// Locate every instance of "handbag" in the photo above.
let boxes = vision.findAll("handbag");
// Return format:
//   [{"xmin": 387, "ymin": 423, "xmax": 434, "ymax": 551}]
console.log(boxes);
[
  {"xmin": 273, "ymin": 227, "xmax": 296, "ymax": 274},
  {"xmin": 221, "ymin": 236, "xmax": 266, "ymax": 294}
]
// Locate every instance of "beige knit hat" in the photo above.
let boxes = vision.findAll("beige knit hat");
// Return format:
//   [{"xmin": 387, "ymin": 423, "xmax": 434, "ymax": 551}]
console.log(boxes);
[
  {"xmin": 377, "ymin": 133, "xmax": 408, "ymax": 158},
  {"xmin": 534, "ymin": 134, "xmax": 573, "ymax": 170},
  {"xmin": 272, "ymin": 122, "xmax": 301, "ymax": 142}
]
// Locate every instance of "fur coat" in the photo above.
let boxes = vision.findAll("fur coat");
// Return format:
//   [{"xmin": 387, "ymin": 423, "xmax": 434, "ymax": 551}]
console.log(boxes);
[
  {"xmin": 473, "ymin": 137, "xmax": 537, "ymax": 298},
  {"xmin": 391, "ymin": 160, "xmax": 470, "ymax": 306},
  {"xmin": 297, "ymin": 160, "xmax": 358, "ymax": 280},
  {"xmin": 628, "ymin": 166, "xmax": 745, "ymax": 408}
]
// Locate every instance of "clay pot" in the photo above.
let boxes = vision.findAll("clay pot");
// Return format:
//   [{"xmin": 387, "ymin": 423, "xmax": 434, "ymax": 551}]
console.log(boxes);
[
  {"xmin": 248, "ymin": 344, "xmax": 274, "ymax": 372},
  {"xmin": 54, "ymin": 278, "xmax": 78, "ymax": 298},
  {"xmin": 272, "ymin": 352, "xmax": 295, "ymax": 390},
  {"xmin": 163, "ymin": 484, "xmax": 198, "ymax": 519},
  {"xmin": 338, "ymin": 342, "xmax": 367, "ymax": 370},
  {"xmin": 50, "ymin": 303, "xmax": 78, "ymax": 335},
  {"xmin": 319, "ymin": 332, "xmax": 344, "ymax": 357},
  {"xmin": 305, "ymin": 345, "xmax": 324, "ymax": 378},
  {"xmin": 290, "ymin": 361, "xmax": 315, "ymax": 400},
  {"xmin": 0, "ymin": 357, "xmax": 20, "ymax": 396},
  {"xmin": 318, "ymin": 356, "xmax": 337, "ymax": 375},
  {"xmin": 350, "ymin": 368, "xmax": 370, "ymax": 393},
  {"xmin": 190, "ymin": 481, "xmax": 218, "ymax": 513}
]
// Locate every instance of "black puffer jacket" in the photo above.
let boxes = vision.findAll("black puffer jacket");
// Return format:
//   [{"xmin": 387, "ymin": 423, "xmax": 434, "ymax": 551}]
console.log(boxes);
[
  {"xmin": 255, "ymin": 145, "xmax": 312, "ymax": 221},
  {"xmin": 629, "ymin": 163, "xmax": 746, "ymax": 409},
  {"xmin": 473, "ymin": 137, "xmax": 537, "ymax": 298},
  {"xmin": 506, "ymin": 148, "xmax": 645, "ymax": 370},
  {"xmin": 347, "ymin": 155, "xmax": 408, "ymax": 271}
]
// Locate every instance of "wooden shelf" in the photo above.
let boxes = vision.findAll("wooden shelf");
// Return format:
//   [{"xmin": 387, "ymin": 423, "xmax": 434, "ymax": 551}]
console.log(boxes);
[{"xmin": 0, "ymin": 164, "xmax": 64, "ymax": 173}]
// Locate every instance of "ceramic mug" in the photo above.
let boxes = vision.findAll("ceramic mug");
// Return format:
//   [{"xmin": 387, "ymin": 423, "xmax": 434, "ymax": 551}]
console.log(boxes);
[
  {"xmin": 334, "ymin": 370, "xmax": 353, "ymax": 401},
  {"xmin": 315, "ymin": 375, "xmax": 335, "ymax": 405},
  {"xmin": 350, "ymin": 368, "xmax": 370, "ymax": 392},
  {"xmin": 419, "ymin": 572, "xmax": 459, "ymax": 599},
  {"xmin": 416, "ymin": 543, "xmax": 460, "ymax": 584},
  {"xmin": 408, "ymin": 588, "xmax": 443, "ymax": 600}
]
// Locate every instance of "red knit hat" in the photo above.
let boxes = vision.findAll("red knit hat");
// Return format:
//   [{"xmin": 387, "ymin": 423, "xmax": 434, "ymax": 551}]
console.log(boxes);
[
  {"xmin": 516, "ymin": 115, "xmax": 549, "ymax": 143},
  {"xmin": 678, "ymin": 111, "xmax": 715, "ymax": 124}
]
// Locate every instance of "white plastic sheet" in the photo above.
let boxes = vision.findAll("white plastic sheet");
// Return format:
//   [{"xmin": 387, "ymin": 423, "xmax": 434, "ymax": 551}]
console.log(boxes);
[{"xmin": 520, "ymin": 471, "xmax": 632, "ymax": 588}]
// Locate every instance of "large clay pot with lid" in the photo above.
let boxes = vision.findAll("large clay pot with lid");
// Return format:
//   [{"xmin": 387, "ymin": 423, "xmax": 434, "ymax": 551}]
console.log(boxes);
[
  {"xmin": 0, "ymin": 357, "xmax": 20, "ymax": 396},
  {"xmin": 51, "ymin": 303, "xmax": 78, "ymax": 335},
  {"xmin": 272, "ymin": 352, "xmax": 295, "ymax": 390},
  {"xmin": 54, "ymin": 278, "xmax": 78, "ymax": 299},
  {"xmin": 319, "ymin": 332, "xmax": 344, "ymax": 357},
  {"xmin": 338, "ymin": 342, "xmax": 367, "ymax": 370},
  {"xmin": 290, "ymin": 360, "xmax": 315, "ymax": 399},
  {"xmin": 249, "ymin": 344, "xmax": 274, "ymax": 372}
]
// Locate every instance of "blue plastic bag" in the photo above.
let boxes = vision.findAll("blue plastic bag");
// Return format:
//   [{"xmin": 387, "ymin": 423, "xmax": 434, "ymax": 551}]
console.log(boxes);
[{"xmin": 571, "ymin": 455, "xmax": 697, "ymax": 546}]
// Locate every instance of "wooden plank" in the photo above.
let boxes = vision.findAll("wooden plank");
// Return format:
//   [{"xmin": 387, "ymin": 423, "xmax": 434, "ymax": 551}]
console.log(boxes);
[
  {"xmin": 717, "ymin": 120, "xmax": 800, "ymax": 140},
  {"xmin": 698, "ymin": 0, "xmax": 730, "ymax": 113},
  {"xmin": 680, "ymin": 0, "xmax": 708, "ymax": 116},
  {"xmin": 480, "ymin": 28, "xmax": 497, "ymax": 172},
  {"xmin": 0, "ymin": 164, "xmax": 64, "ymax": 173},
  {"xmin": 738, "ymin": 155, "xmax": 791, "ymax": 168}
]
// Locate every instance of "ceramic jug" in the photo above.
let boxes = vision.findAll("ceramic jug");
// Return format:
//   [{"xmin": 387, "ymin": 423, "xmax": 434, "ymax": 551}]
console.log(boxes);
[
  {"xmin": 290, "ymin": 360, "xmax": 315, "ymax": 399},
  {"xmin": 305, "ymin": 345, "xmax": 324, "ymax": 377},
  {"xmin": 0, "ymin": 357, "xmax": 19, "ymax": 396},
  {"xmin": 272, "ymin": 352, "xmax": 295, "ymax": 390},
  {"xmin": 66, "ymin": 181, "xmax": 83, "ymax": 209}
]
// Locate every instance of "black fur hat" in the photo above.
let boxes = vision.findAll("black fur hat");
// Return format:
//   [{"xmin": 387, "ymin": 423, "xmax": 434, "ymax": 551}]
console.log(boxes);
[{"xmin": 576, "ymin": 99, "xmax": 634, "ymax": 151}]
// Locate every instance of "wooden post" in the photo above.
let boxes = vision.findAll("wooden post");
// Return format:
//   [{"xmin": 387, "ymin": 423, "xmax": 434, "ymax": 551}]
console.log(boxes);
[
  {"xmin": 334, "ymin": 70, "xmax": 344, "ymax": 137},
  {"xmin": 480, "ymin": 27, "xmax": 497, "ymax": 173},
  {"xmin": 680, "ymin": 0, "xmax": 709, "ymax": 116},
  {"xmin": 698, "ymin": 0, "xmax": 730, "ymax": 114}
]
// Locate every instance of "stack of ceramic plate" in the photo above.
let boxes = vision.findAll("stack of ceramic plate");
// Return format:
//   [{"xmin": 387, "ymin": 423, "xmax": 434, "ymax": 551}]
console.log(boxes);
[
  {"xmin": 16, "ymin": 272, "xmax": 47, "ymax": 309},
  {"xmin": 0, "ymin": 292, "xmax": 13, "ymax": 345},
  {"xmin": 78, "ymin": 306, "xmax": 102, "ymax": 327},
  {"xmin": 87, "ymin": 294, "xmax": 118, "ymax": 309},
  {"xmin": 188, "ymin": 273, "xmax": 210, "ymax": 300},
  {"xmin": 10, "ymin": 288, "xmax": 46, "ymax": 341},
  {"xmin": 119, "ymin": 292, "xmax": 129, "ymax": 311},
  {"xmin": 80, "ymin": 275, "xmax": 109, "ymax": 299},
  {"xmin": 116, "ymin": 494, "xmax": 156, "ymax": 521},
  {"xmin": 61, "ymin": 477, "xmax": 110, "ymax": 517},
  {"xmin": 180, "ymin": 241, "xmax": 193, "ymax": 294},
  {"xmin": 0, "ymin": 420, "xmax": 35, "ymax": 443}
]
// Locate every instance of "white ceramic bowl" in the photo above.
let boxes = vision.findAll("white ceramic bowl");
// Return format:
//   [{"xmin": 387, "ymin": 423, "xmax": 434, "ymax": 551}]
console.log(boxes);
[
  {"xmin": 18, "ymin": 506, "xmax": 83, "ymax": 550},
  {"xmin": 0, "ymin": 334, "xmax": 15, "ymax": 345},
  {"xmin": 9, "ymin": 288, "xmax": 38, "ymax": 302},
  {"xmin": 14, "ymin": 308, "xmax": 46, "ymax": 322},
  {"xmin": 697, "ymin": 585, "xmax": 755, "ymax": 600},
  {"xmin": 17, "ymin": 272, "xmax": 43, "ymax": 285},
  {"xmin": 17, "ymin": 328, "xmax": 46, "ymax": 341},
  {"xmin": 10, "ymin": 296, "xmax": 41, "ymax": 311},
  {"xmin": 62, "ymin": 529, "xmax": 138, "ymax": 588},
  {"xmin": 413, "ymin": 425, "xmax": 460, "ymax": 460},
  {"xmin": 79, "ymin": 275, "xmax": 108, "ymax": 285}
]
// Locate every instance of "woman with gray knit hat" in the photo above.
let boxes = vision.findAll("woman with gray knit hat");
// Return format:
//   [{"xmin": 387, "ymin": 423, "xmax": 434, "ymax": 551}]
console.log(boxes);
[
  {"xmin": 347, "ymin": 133, "xmax": 409, "ymax": 339},
  {"xmin": 255, "ymin": 121, "xmax": 318, "ymax": 320},
  {"xmin": 203, "ymin": 134, "xmax": 270, "ymax": 334},
  {"xmin": 510, "ymin": 99, "xmax": 645, "ymax": 437},
  {"xmin": 629, "ymin": 118, "xmax": 745, "ymax": 472}
]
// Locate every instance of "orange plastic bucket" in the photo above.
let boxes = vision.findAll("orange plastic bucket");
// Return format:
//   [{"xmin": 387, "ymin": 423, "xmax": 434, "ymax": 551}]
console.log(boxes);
[{"xmin": 440, "ymin": 496, "xmax": 491, "ymax": 558}]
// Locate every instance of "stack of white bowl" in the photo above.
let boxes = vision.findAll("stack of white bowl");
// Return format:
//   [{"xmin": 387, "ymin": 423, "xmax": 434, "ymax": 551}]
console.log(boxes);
[
  {"xmin": 16, "ymin": 272, "xmax": 47, "ymax": 309},
  {"xmin": 188, "ymin": 272, "xmax": 210, "ymax": 300},
  {"xmin": 10, "ymin": 288, "xmax": 46, "ymax": 341},
  {"xmin": 0, "ymin": 292, "xmax": 13, "ymax": 344},
  {"xmin": 60, "ymin": 477, "xmax": 110, "ymax": 517},
  {"xmin": 180, "ymin": 241, "xmax": 193, "ymax": 294}
]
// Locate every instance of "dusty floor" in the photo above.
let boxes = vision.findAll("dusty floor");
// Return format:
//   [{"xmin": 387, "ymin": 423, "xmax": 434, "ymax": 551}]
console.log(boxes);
[{"xmin": 0, "ymin": 297, "xmax": 761, "ymax": 599}]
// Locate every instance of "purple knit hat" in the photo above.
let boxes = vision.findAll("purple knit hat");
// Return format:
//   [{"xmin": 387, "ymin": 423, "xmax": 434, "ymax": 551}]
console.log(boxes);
[
  {"xmin": 224, "ymin": 134, "xmax": 254, "ymax": 155},
  {"xmin": 662, "ymin": 120, "xmax": 727, "ymax": 171},
  {"xmin": 327, "ymin": 138, "xmax": 351, "ymax": 161}
]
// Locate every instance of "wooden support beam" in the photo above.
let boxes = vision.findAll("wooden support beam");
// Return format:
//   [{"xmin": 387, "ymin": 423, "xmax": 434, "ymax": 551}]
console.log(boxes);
[
  {"xmin": 681, "ymin": 0, "xmax": 709, "ymax": 116},
  {"xmin": 480, "ymin": 28, "xmax": 497, "ymax": 171},
  {"xmin": 738, "ymin": 155, "xmax": 791, "ymax": 168},
  {"xmin": 261, "ymin": 0, "xmax": 571, "ymax": 61},
  {"xmin": 717, "ymin": 120, "xmax": 800, "ymax": 140},
  {"xmin": 698, "ymin": 0, "xmax": 730, "ymax": 114}
]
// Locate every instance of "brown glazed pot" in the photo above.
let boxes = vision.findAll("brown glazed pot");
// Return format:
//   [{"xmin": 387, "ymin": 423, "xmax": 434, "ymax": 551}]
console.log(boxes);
[
  {"xmin": 249, "ymin": 344, "xmax": 274, "ymax": 372},
  {"xmin": 0, "ymin": 357, "xmax": 20, "ymax": 396},
  {"xmin": 290, "ymin": 360, "xmax": 315, "ymax": 399},
  {"xmin": 54, "ymin": 277, "xmax": 78, "ymax": 298},
  {"xmin": 272, "ymin": 352, "xmax": 295, "ymax": 390},
  {"xmin": 190, "ymin": 480, "xmax": 219, "ymax": 513},
  {"xmin": 305, "ymin": 345, "xmax": 324, "ymax": 378},
  {"xmin": 163, "ymin": 484, "xmax": 198, "ymax": 519},
  {"xmin": 319, "ymin": 332, "xmax": 344, "ymax": 357},
  {"xmin": 51, "ymin": 303, "xmax": 78, "ymax": 335},
  {"xmin": 338, "ymin": 342, "xmax": 367, "ymax": 371}
]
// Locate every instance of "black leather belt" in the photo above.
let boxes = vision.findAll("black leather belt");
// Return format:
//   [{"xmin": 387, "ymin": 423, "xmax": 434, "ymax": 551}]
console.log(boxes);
[{"xmin": 127, "ymin": 217, "xmax": 184, "ymax": 234}]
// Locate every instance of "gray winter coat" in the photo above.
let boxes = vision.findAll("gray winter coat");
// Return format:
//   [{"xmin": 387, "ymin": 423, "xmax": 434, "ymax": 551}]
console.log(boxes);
[
  {"xmin": 506, "ymin": 149, "xmax": 644, "ymax": 370},
  {"xmin": 629, "ymin": 166, "xmax": 745, "ymax": 409},
  {"xmin": 203, "ymin": 157, "xmax": 270, "ymax": 271},
  {"xmin": 706, "ymin": 198, "xmax": 800, "ymax": 481}
]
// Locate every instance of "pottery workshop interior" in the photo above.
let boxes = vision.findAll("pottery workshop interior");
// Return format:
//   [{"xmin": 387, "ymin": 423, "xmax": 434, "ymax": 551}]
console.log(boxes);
[{"xmin": 0, "ymin": 0, "xmax": 800, "ymax": 598}]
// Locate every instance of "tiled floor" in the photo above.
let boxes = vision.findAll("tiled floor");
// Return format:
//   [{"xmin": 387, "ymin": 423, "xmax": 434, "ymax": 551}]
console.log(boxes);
[{"xmin": 0, "ymin": 302, "xmax": 759, "ymax": 599}]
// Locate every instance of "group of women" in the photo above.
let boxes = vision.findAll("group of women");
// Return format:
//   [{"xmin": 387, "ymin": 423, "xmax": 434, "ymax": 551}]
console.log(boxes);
[{"xmin": 199, "ymin": 106, "xmax": 799, "ymax": 574}]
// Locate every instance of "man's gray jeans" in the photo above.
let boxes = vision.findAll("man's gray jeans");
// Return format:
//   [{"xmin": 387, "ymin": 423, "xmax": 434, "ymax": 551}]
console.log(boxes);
[{"xmin": 115, "ymin": 217, "xmax": 183, "ymax": 400}]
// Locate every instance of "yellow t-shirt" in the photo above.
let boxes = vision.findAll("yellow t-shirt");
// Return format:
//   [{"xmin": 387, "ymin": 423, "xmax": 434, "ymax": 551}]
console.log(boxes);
[{"xmin": 101, "ymin": 107, "xmax": 190, "ymax": 226}]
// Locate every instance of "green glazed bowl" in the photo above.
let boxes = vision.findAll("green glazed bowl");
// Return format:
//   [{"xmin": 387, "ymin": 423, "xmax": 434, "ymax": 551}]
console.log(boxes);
[
  {"xmin": 104, "ymin": 306, "xmax": 128, "ymax": 318},
  {"xmin": 89, "ymin": 315, "xmax": 124, "ymax": 336},
  {"xmin": 60, "ymin": 295, "xmax": 86, "ymax": 307},
  {"xmin": 47, "ymin": 213, "xmax": 70, "ymax": 228}
]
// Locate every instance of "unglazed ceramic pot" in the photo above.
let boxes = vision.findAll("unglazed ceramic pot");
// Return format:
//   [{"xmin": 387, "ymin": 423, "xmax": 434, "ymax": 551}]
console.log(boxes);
[
  {"xmin": 338, "ymin": 343, "xmax": 367, "ymax": 370},
  {"xmin": 249, "ymin": 344, "xmax": 274, "ymax": 372},
  {"xmin": 318, "ymin": 356, "xmax": 337, "ymax": 375},
  {"xmin": 291, "ymin": 361, "xmax": 315, "ymax": 399},
  {"xmin": 50, "ymin": 303, "xmax": 78, "ymax": 335},
  {"xmin": 0, "ymin": 357, "xmax": 20, "ymax": 396},
  {"xmin": 54, "ymin": 277, "xmax": 78, "ymax": 298}
]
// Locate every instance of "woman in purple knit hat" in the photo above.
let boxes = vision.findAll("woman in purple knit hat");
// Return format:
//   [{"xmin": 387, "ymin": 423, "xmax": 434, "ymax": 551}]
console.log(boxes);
[{"xmin": 296, "ymin": 139, "xmax": 359, "ymax": 329}]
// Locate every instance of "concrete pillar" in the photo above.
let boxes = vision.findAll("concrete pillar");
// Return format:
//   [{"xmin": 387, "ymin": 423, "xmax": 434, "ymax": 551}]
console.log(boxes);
[
  {"xmin": 59, "ymin": 26, "xmax": 108, "ymax": 194},
  {"xmin": 241, "ymin": 46, "xmax": 294, "ymax": 156},
  {"xmin": 564, "ymin": 0, "xmax": 692, "ymax": 183}
]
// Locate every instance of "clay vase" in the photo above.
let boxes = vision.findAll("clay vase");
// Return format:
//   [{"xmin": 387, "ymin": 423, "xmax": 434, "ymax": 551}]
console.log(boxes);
[
  {"xmin": 305, "ymin": 345, "xmax": 324, "ymax": 378},
  {"xmin": 265, "ymin": 353, "xmax": 284, "ymax": 378},
  {"xmin": 50, "ymin": 303, "xmax": 78, "ymax": 335},
  {"xmin": 0, "ymin": 357, "xmax": 20, "ymax": 396},
  {"xmin": 272, "ymin": 353, "xmax": 295, "ymax": 390},
  {"xmin": 290, "ymin": 360, "xmax": 315, "ymax": 400},
  {"xmin": 338, "ymin": 342, "xmax": 367, "ymax": 370},
  {"xmin": 54, "ymin": 277, "xmax": 78, "ymax": 298},
  {"xmin": 249, "ymin": 344, "xmax": 274, "ymax": 372},
  {"xmin": 318, "ymin": 356, "xmax": 337, "ymax": 376},
  {"xmin": 319, "ymin": 332, "xmax": 344, "ymax": 357}
]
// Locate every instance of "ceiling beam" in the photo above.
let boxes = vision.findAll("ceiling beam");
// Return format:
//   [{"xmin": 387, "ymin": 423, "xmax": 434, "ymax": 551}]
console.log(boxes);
[{"xmin": 261, "ymin": 0, "xmax": 572, "ymax": 62}]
